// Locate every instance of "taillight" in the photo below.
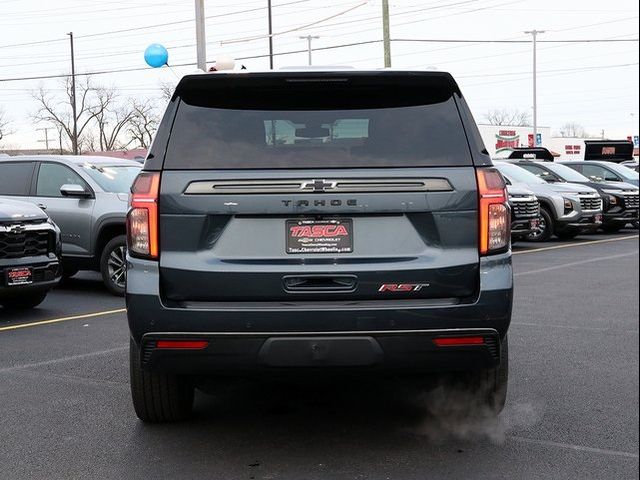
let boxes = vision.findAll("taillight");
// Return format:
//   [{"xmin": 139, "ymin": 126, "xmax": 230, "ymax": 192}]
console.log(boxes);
[
  {"xmin": 476, "ymin": 168, "xmax": 509, "ymax": 255},
  {"xmin": 127, "ymin": 172, "xmax": 160, "ymax": 259}
]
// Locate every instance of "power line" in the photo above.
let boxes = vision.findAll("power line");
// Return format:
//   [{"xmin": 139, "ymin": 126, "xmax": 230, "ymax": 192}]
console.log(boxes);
[
  {"xmin": 0, "ymin": 40, "xmax": 381, "ymax": 83},
  {"xmin": 393, "ymin": 38, "xmax": 639, "ymax": 44},
  {"xmin": 0, "ymin": 0, "xmax": 311, "ymax": 49}
]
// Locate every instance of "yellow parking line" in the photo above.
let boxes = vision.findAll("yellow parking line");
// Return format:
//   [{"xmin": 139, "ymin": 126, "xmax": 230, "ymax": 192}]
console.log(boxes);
[
  {"xmin": 513, "ymin": 235, "xmax": 638, "ymax": 255},
  {"xmin": 0, "ymin": 308, "xmax": 126, "ymax": 332}
]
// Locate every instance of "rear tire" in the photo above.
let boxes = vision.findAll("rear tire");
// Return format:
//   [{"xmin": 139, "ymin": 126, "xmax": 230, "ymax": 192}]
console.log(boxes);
[
  {"xmin": 526, "ymin": 208, "xmax": 553, "ymax": 242},
  {"xmin": 129, "ymin": 339, "xmax": 195, "ymax": 423},
  {"xmin": 100, "ymin": 235, "xmax": 127, "ymax": 296},
  {"xmin": 1, "ymin": 291, "xmax": 48, "ymax": 310}
]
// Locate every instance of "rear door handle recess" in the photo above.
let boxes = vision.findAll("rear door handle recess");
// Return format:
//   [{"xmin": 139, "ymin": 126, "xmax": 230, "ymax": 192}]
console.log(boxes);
[{"xmin": 283, "ymin": 275, "xmax": 357, "ymax": 293}]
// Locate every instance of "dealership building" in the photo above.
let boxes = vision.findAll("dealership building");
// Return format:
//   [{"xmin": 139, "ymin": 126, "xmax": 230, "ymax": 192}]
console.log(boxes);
[{"xmin": 478, "ymin": 124, "xmax": 639, "ymax": 160}]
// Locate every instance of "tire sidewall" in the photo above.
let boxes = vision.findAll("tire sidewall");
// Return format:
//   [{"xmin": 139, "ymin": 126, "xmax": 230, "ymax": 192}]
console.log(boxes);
[
  {"xmin": 526, "ymin": 207, "xmax": 554, "ymax": 242},
  {"xmin": 100, "ymin": 234, "xmax": 127, "ymax": 296}
]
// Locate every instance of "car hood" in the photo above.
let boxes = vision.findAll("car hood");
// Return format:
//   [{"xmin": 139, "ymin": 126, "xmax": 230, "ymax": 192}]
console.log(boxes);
[
  {"xmin": 0, "ymin": 197, "xmax": 48, "ymax": 223},
  {"xmin": 507, "ymin": 184, "xmax": 535, "ymax": 197},
  {"xmin": 509, "ymin": 181, "xmax": 591, "ymax": 199},
  {"xmin": 562, "ymin": 180, "xmax": 639, "ymax": 192},
  {"xmin": 544, "ymin": 182, "xmax": 598, "ymax": 195}
]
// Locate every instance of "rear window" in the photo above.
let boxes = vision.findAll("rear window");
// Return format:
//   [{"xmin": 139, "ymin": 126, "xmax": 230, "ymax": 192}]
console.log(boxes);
[{"xmin": 163, "ymin": 77, "xmax": 472, "ymax": 169}]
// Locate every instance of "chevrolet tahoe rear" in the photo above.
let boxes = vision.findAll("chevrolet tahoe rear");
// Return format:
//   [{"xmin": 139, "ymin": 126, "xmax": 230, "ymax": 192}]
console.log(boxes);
[{"xmin": 126, "ymin": 70, "xmax": 513, "ymax": 423}]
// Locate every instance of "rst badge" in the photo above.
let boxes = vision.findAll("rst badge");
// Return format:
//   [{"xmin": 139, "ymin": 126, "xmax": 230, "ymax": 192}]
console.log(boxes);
[{"xmin": 378, "ymin": 283, "xmax": 430, "ymax": 293}]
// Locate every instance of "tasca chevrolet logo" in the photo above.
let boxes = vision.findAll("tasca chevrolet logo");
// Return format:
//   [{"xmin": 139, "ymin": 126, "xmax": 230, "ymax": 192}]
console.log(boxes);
[{"xmin": 301, "ymin": 179, "xmax": 337, "ymax": 192}]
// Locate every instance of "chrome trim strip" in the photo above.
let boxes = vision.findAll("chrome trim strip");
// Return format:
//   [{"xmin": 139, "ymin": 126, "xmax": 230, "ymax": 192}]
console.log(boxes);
[
  {"xmin": 183, "ymin": 178, "xmax": 454, "ymax": 195},
  {"xmin": 0, "ymin": 222, "xmax": 55, "ymax": 234}
]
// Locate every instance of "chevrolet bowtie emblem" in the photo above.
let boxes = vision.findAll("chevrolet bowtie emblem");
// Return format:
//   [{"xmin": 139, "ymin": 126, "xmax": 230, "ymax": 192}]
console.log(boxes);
[{"xmin": 301, "ymin": 179, "xmax": 337, "ymax": 192}]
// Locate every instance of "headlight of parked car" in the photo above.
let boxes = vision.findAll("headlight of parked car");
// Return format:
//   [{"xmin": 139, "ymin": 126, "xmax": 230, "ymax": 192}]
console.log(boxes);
[{"xmin": 563, "ymin": 197, "xmax": 574, "ymax": 213}]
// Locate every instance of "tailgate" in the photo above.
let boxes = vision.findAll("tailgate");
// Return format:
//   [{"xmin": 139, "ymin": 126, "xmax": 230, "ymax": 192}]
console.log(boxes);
[{"xmin": 158, "ymin": 168, "xmax": 479, "ymax": 302}]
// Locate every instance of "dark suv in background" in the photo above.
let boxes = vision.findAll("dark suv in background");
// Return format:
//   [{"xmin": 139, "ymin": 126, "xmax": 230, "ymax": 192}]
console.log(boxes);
[
  {"xmin": 1, "ymin": 197, "xmax": 61, "ymax": 309},
  {"xmin": 126, "ymin": 70, "xmax": 513, "ymax": 422},
  {"xmin": 0, "ymin": 156, "xmax": 140, "ymax": 295}
]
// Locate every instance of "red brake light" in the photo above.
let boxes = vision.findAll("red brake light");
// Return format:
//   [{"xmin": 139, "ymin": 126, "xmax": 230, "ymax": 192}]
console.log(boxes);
[
  {"xmin": 127, "ymin": 172, "xmax": 160, "ymax": 259},
  {"xmin": 433, "ymin": 336, "xmax": 485, "ymax": 347},
  {"xmin": 476, "ymin": 168, "xmax": 509, "ymax": 255},
  {"xmin": 156, "ymin": 340, "xmax": 209, "ymax": 350}
]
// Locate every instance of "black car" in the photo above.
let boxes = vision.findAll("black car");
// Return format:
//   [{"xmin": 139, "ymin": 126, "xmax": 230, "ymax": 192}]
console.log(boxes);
[
  {"xmin": 126, "ymin": 70, "xmax": 513, "ymax": 422},
  {"xmin": 511, "ymin": 160, "xmax": 639, "ymax": 232},
  {"xmin": 0, "ymin": 197, "xmax": 61, "ymax": 309}
]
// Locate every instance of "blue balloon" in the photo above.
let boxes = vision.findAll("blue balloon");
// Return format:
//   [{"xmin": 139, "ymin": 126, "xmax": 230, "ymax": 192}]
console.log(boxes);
[{"xmin": 144, "ymin": 44, "xmax": 168, "ymax": 68}]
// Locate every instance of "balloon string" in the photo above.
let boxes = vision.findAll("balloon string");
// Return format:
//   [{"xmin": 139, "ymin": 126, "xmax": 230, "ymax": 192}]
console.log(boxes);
[{"xmin": 165, "ymin": 63, "xmax": 180, "ymax": 79}]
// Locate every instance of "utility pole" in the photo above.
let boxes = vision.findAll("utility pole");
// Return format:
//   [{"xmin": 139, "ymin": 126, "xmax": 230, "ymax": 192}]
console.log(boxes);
[
  {"xmin": 299, "ymin": 35, "xmax": 319, "ymax": 65},
  {"xmin": 67, "ymin": 32, "xmax": 78, "ymax": 155},
  {"xmin": 195, "ymin": 0, "xmax": 207, "ymax": 70},
  {"xmin": 382, "ymin": 0, "xmax": 391, "ymax": 67},
  {"xmin": 524, "ymin": 29, "xmax": 545, "ymax": 146},
  {"xmin": 37, "ymin": 127, "xmax": 53, "ymax": 150},
  {"xmin": 268, "ymin": 0, "xmax": 274, "ymax": 69}
]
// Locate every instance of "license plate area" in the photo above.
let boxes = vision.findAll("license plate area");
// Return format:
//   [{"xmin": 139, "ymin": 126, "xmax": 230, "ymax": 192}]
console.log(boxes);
[
  {"xmin": 6, "ymin": 267, "xmax": 33, "ymax": 286},
  {"xmin": 286, "ymin": 218, "xmax": 353, "ymax": 254}
]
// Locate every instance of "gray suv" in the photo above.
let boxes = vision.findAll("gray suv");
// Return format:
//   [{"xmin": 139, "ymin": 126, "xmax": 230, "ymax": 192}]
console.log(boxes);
[
  {"xmin": 127, "ymin": 70, "xmax": 513, "ymax": 422},
  {"xmin": 0, "ymin": 156, "xmax": 141, "ymax": 295},
  {"xmin": 494, "ymin": 162, "xmax": 603, "ymax": 241}
]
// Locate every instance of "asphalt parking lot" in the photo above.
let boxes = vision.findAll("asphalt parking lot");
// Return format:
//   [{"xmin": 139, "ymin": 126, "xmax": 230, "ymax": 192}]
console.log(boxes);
[{"xmin": 1, "ymin": 232, "xmax": 638, "ymax": 480}]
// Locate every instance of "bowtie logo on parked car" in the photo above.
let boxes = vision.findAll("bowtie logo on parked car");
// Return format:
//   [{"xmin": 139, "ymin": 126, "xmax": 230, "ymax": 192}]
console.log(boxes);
[{"xmin": 7, "ymin": 224, "xmax": 26, "ymax": 235}]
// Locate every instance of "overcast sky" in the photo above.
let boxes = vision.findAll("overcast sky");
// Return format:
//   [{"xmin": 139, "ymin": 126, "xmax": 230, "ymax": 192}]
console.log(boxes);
[{"xmin": 1, "ymin": 0, "xmax": 638, "ymax": 149}]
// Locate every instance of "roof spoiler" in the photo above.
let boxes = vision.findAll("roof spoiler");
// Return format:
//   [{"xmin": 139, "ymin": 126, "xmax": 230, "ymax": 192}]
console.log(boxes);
[{"xmin": 507, "ymin": 147, "xmax": 555, "ymax": 162}]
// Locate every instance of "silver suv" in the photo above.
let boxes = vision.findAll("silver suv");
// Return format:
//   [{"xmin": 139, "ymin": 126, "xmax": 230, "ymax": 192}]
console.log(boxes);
[
  {"xmin": 495, "ymin": 162, "xmax": 603, "ymax": 241},
  {"xmin": 0, "ymin": 156, "xmax": 141, "ymax": 295}
]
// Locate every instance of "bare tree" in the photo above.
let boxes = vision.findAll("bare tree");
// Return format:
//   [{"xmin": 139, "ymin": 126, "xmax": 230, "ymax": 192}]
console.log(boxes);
[
  {"xmin": 159, "ymin": 81, "xmax": 176, "ymax": 102},
  {"xmin": 127, "ymin": 99, "xmax": 159, "ymax": 149},
  {"xmin": 558, "ymin": 122, "xmax": 587, "ymax": 138},
  {"xmin": 0, "ymin": 107, "xmax": 13, "ymax": 143},
  {"xmin": 484, "ymin": 109, "xmax": 532, "ymax": 127},
  {"xmin": 89, "ymin": 87, "xmax": 137, "ymax": 151},
  {"xmin": 31, "ymin": 76, "xmax": 97, "ymax": 153}
]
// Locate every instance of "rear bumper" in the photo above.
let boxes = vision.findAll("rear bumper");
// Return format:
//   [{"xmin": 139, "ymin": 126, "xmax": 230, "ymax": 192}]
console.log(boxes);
[
  {"xmin": 126, "ymin": 253, "xmax": 513, "ymax": 374},
  {"xmin": 139, "ymin": 329, "xmax": 502, "ymax": 375}
]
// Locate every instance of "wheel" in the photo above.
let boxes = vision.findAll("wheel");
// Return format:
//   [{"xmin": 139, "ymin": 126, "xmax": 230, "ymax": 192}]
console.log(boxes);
[
  {"xmin": 100, "ymin": 235, "xmax": 127, "ymax": 296},
  {"xmin": 129, "ymin": 338, "xmax": 195, "ymax": 423},
  {"xmin": 526, "ymin": 208, "xmax": 553, "ymax": 242},
  {"xmin": 438, "ymin": 336, "xmax": 509, "ymax": 417},
  {"xmin": 601, "ymin": 224, "xmax": 623, "ymax": 233},
  {"xmin": 1, "ymin": 291, "xmax": 48, "ymax": 309},
  {"xmin": 556, "ymin": 229, "xmax": 580, "ymax": 240}
]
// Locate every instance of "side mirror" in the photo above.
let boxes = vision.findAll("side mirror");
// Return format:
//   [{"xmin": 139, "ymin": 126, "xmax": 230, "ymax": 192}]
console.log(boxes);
[{"xmin": 60, "ymin": 184, "xmax": 91, "ymax": 198}]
